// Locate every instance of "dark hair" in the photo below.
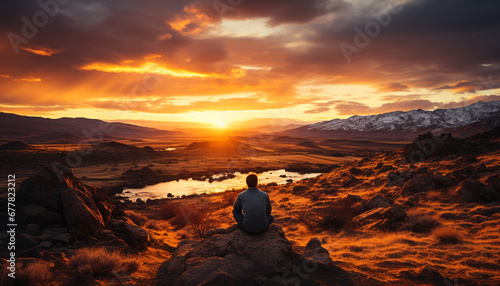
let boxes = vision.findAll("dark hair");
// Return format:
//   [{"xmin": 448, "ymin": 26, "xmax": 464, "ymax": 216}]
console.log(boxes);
[{"xmin": 246, "ymin": 174, "xmax": 258, "ymax": 187}]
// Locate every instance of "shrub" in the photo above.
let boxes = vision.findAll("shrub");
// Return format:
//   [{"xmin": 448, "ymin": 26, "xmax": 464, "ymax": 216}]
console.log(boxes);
[
  {"xmin": 295, "ymin": 210, "xmax": 320, "ymax": 231},
  {"xmin": 315, "ymin": 197, "xmax": 365, "ymax": 232},
  {"xmin": 402, "ymin": 209, "xmax": 441, "ymax": 233},
  {"xmin": 221, "ymin": 191, "xmax": 239, "ymax": 207},
  {"xmin": 157, "ymin": 202, "xmax": 220, "ymax": 234},
  {"xmin": 125, "ymin": 210, "xmax": 148, "ymax": 226},
  {"xmin": 15, "ymin": 261, "xmax": 52, "ymax": 285},
  {"xmin": 68, "ymin": 247, "xmax": 139, "ymax": 282},
  {"xmin": 433, "ymin": 226, "xmax": 462, "ymax": 244},
  {"xmin": 184, "ymin": 206, "xmax": 220, "ymax": 239},
  {"xmin": 157, "ymin": 203, "xmax": 179, "ymax": 220},
  {"xmin": 156, "ymin": 203, "xmax": 189, "ymax": 229},
  {"xmin": 316, "ymin": 205, "xmax": 355, "ymax": 232}
]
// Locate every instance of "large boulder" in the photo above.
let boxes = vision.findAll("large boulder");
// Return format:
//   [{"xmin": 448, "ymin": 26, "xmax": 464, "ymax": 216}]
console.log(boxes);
[
  {"xmin": 18, "ymin": 163, "xmax": 86, "ymax": 212},
  {"xmin": 401, "ymin": 173, "xmax": 436, "ymax": 197},
  {"xmin": 61, "ymin": 188, "xmax": 105, "ymax": 235},
  {"xmin": 366, "ymin": 195, "xmax": 391, "ymax": 209},
  {"xmin": 301, "ymin": 238, "xmax": 332, "ymax": 266},
  {"xmin": 22, "ymin": 205, "xmax": 63, "ymax": 227},
  {"xmin": 452, "ymin": 179, "xmax": 499, "ymax": 203},
  {"xmin": 18, "ymin": 163, "xmax": 113, "ymax": 235},
  {"xmin": 157, "ymin": 225, "xmax": 353, "ymax": 286},
  {"xmin": 108, "ymin": 219, "xmax": 150, "ymax": 250}
]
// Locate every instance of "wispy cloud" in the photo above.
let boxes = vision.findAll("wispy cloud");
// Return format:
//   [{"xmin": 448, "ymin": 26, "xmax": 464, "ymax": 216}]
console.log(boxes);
[{"xmin": 20, "ymin": 46, "xmax": 63, "ymax": 57}]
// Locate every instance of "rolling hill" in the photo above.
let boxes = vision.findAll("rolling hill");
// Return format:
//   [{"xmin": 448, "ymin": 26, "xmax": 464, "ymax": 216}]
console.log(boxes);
[{"xmin": 0, "ymin": 112, "xmax": 180, "ymax": 143}]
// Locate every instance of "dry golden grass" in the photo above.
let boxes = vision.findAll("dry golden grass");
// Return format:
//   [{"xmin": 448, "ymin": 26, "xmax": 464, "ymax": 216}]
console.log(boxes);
[
  {"xmin": 185, "ymin": 206, "xmax": 220, "ymax": 239},
  {"xmin": 433, "ymin": 226, "xmax": 462, "ymax": 244},
  {"xmin": 221, "ymin": 190, "xmax": 239, "ymax": 207},
  {"xmin": 402, "ymin": 208, "xmax": 441, "ymax": 233},
  {"xmin": 68, "ymin": 247, "xmax": 139, "ymax": 282},
  {"xmin": 295, "ymin": 210, "xmax": 320, "ymax": 231},
  {"xmin": 16, "ymin": 261, "xmax": 52, "ymax": 286},
  {"xmin": 125, "ymin": 210, "xmax": 148, "ymax": 226}
]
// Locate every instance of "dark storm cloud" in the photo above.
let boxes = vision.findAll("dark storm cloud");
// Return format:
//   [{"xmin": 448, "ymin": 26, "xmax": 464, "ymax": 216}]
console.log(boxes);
[
  {"xmin": 306, "ymin": 0, "xmax": 500, "ymax": 89},
  {"xmin": 208, "ymin": 0, "xmax": 348, "ymax": 25},
  {"xmin": 1, "ymin": 0, "xmax": 192, "ymax": 75}
]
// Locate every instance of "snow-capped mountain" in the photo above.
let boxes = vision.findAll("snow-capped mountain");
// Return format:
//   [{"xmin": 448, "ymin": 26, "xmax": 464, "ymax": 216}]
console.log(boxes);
[{"xmin": 284, "ymin": 101, "xmax": 500, "ymax": 139}]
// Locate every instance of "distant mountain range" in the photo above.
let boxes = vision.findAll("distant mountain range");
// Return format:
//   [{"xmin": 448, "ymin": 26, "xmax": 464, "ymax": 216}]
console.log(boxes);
[
  {"xmin": 0, "ymin": 112, "xmax": 180, "ymax": 144},
  {"xmin": 283, "ymin": 101, "xmax": 500, "ymax": 139}
]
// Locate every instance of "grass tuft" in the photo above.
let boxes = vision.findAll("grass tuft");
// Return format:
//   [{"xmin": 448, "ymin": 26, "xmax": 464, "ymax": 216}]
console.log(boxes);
[
  {"xmin": 16, "ymin": 261, "xmax": 52, "ymax": 285},
  {"xmin": 402, "ymin": 209, "xmax": 441, "ymax": 233},
  {"xmin": 433, "ymin": 226, "xmax": 462, "ymax": 244},
  {"xmin": 68, "ymin": 247, "xmax": 139, "ymax": 282},
  {"xmin": 221, "ymin": 190, "xmax": 239, "ymax": 207},
  {"xmin": 125, "ymin": 210, "xmax": 148, "ymax": 226}
]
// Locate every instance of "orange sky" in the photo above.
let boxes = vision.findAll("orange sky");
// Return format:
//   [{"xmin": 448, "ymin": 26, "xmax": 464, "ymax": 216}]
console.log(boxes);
[{"xmin": 1, "ymin": 0, "xmax": 499, "ymax": 130}]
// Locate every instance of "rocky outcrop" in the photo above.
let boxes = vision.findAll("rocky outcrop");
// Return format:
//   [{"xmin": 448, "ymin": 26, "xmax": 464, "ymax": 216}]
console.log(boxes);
[
  {"xmin": 61, "ymin": 188, "xmax": 106, "ymax": 235},
  {"xmin": 18, "ymin": 163, "xmax": 112, "ymax": 235},
  {"xmin": 157, "ymin": 225, "xmax": 353, "ymax": 286},
  {"xmin": 366, "ymin": 194, "xmax": 392, "ymax": 209},
  {"xmin": 108, "ymin": 219, "xmax": 149, "ymax": 250},
  {"xmin": 452, "ymin": 179, "xmax": 499, "ymax": 203},
  {"xmin": 11, "ymin": 163, "xmax": 150, "ymax": 255}
]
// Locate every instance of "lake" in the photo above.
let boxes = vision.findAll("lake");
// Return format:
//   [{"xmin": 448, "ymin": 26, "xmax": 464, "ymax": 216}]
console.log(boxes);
[{"xmin": 123, "ymin": 169, "xmax": 321, "ymax": 200}]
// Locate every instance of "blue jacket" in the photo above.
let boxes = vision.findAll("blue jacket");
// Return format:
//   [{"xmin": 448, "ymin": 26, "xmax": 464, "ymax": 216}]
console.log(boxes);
[{"xmin": 233, "ymin": 187, "xmax": 272, "ymax": 232}]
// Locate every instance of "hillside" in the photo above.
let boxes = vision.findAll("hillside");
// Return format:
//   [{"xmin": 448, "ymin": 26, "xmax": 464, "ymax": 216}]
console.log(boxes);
[{"xmin": 0, "ymin": 112, "xmax": 179, "ymax": 143}]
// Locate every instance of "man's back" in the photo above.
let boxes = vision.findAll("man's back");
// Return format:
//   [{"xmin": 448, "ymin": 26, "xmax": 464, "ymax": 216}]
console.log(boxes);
[{"xmin": 233, "ymin": 187, "xmax": 272, "ymax": 233}]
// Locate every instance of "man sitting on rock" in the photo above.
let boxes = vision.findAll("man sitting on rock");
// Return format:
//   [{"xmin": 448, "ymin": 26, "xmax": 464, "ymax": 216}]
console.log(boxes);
[{"xmin": 233, "ymin": 174, "xmax": 274, "ymax": 233}]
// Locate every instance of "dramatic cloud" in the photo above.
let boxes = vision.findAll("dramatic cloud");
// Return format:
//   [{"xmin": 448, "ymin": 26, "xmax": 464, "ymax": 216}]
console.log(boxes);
[{"xmin": 1, "ymin": 0, "xmax": 499, "ymax": 126}]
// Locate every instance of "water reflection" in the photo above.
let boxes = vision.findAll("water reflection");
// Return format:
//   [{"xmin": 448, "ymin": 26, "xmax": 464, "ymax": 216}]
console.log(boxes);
[{"xmin": 123, "ymin": 169, "xmax": 321, "ymax": 200}]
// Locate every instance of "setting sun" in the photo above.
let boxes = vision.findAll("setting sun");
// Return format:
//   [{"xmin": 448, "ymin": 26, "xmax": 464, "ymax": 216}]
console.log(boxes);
[{"xmin": 215, "ymin": 120, "xmax": 227, "ymax": 128}]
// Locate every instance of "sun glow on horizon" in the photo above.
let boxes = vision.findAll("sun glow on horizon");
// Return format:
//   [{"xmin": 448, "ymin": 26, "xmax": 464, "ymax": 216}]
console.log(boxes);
[{"xmin": 215, "ymin": 120, "xmax": 227, "ymax": 128}]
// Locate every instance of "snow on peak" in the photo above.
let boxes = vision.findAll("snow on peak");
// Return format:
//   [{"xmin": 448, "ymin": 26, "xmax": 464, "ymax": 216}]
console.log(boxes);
[{"xmin": 307, "ymin": 101, "xmax": 500, "ymax": 132}]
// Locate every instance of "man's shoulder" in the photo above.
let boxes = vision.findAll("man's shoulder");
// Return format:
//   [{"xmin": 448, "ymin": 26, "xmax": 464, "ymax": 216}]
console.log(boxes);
[{"xmin": 239, "ymin": 188, "xmax": 268, "ymax": 197}]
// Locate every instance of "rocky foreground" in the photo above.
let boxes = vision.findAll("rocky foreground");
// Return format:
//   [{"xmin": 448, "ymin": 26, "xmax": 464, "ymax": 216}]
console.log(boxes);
[
  {"xmin": 157, "ymin": 225, "xmax": 352, "ymax": 286},
  {"xmin": 1, "ymin": 128, "xmax": 499, "ymax": 285}
]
